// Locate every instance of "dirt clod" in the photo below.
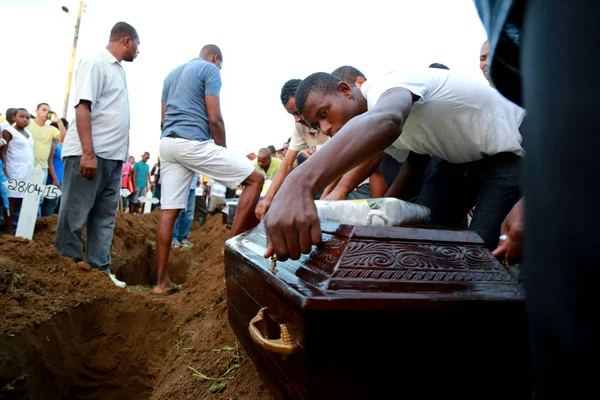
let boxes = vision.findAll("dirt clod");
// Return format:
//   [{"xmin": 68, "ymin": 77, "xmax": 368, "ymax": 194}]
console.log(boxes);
[{"xmin": 0, "ymin": 212, "xmax": 271, "ymax": 400}]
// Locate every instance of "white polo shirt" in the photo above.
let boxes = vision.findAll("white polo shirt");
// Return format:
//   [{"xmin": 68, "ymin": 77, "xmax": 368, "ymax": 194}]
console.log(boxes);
[
  {"xmin": 289, "ymin": 123, "xmax": 329, "ymax": 152},
  {"xmin": 361, "ymin": 69, "xmax": 525, "ymax": 164},
  {"xmin": 62, "ymin": 48, "xmax": 130, "ymax": 162}
]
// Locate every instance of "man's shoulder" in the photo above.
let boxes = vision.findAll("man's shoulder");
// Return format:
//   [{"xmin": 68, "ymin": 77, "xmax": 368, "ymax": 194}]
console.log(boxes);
[
  {"xmin": 271, "ymin": 157, "xmax": 282, "ymax": 167},
  {"xmin": 79, "ymin": 50, "xmax": 109, "ymax": 67}
]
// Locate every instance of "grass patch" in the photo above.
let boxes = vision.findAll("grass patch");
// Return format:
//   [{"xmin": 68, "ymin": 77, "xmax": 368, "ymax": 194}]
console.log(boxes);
[{"xmin": 188, "ymin": 342, "xmax": 244, "ymax": 398}]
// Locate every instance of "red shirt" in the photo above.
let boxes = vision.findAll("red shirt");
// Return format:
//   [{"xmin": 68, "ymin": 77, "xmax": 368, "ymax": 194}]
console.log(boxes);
[{"xmin": 121, "ymin": 162, "xmax": 132, "ymax": 188}]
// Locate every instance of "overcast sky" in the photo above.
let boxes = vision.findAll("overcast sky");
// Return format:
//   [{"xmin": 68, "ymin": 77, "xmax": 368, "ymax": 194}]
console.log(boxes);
[{"xmin": 0, "ymin": 0, "xmax": 487, "ymax": 162}]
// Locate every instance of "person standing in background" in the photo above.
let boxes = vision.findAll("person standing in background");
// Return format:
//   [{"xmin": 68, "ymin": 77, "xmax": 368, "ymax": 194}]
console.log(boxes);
[
  {"xmin": 172, "ymin": 173, "xmax": 197, "ymax": 248},
  {"xmin": 150, "ymin": 157, "xmax": 161, "ymax": 210},
  {"xmin": 1, "ymin": 109, "xmax": 34, "ymax": 233},
  {"xmin": 207, "ymin": 178, "xmax": 227, "ymax": 214},
  {"xmin": 41, "ymin": 118, "xmax": 68, "ymax": 216},
  {"xmin": 121, "ymin": 155, "xmax": 134, "ymax": 211},
  {"xmin": 194, "ymin": 175, "xmax": 208, "ymax": 225},
  {"xmin": 130, "ymin": 152, "xmax": 150, "ymax": 213},
  {"xmin": 1, "ymin": 109, "xmax": 17, "ymax": 228},
  {"xmin": 54, "ymin": 22, "xmax": 140, "ymax": 288},
  {"xmin": 27, "ymin": 103, "xmax": 67, "ymax": 217}
]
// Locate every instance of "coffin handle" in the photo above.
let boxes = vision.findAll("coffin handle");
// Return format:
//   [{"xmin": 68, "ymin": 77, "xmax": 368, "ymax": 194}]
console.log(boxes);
[{"xmin": 249, "ymin": 307, "xmax": 298, "ymax": 360}]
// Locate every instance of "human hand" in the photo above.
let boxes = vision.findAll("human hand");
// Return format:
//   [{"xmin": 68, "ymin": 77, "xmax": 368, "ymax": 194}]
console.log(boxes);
[
  {"xmin": 50, "ymin": 112, "xmax": 60, "ymax": 124},
  {"xmin": 51, "ymin": 179, "xmax": 59, "ymax": 188},
  {"xmin": 263, "ymin": 180, "xmax": 321, "ymax": 260},
  {"xmin": 492, "ymin": 198, "xmax": 524, "ymax": 264},
  {"xmin": 80, "ymin": 152, "xmax": 97, "ymax": 180},
  {"xmin": 255, "ymin": 198, "xmax": 271, "ymax": 221}
]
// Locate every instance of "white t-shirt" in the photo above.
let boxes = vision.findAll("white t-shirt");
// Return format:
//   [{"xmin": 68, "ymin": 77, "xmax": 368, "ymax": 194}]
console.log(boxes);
[
  {"xmin": 289, "ymin": 123, "xmax": 329, "ymax": 152},
  {"xmin": 361, "ymin": 69, "xmax": 525, "ymax": 164},
  {"xmin": 208, "ymin": 178, "xmax": 227, "ymax": 198},
  {"xmin": 62, "ymin": 48, "xmax": 131, "ymax": 162},
  {"xmin": 0, "ymin": 120, "xmax": 11, "ymax": 133}
]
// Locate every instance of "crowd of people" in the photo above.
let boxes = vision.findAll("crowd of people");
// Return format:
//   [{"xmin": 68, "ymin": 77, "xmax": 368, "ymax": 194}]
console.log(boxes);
[
  {"xmin": 1, "ymin": 105, "xmax": 67, "ymax": 232},
  {"xmin": 0, "ymin": 21, "xmax": 519, "ymax": 290},
  {"xmin": 2, "ymin": 5, "xmax": 597, "ymax": 395}
]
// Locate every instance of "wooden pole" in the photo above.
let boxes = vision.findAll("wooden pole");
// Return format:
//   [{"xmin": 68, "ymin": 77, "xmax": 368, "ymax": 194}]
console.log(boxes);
[{"xmin": 62, "ymin": 1, "xmax": 84, "ymax": 119}]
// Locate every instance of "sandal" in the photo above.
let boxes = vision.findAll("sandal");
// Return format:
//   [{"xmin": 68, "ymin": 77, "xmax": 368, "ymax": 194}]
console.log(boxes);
[{"xmin": 154, "ymin": 283, "xmax": 183, "ymax": 296}]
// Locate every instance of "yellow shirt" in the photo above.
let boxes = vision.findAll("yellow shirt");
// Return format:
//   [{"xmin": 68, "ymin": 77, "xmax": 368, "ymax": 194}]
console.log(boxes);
[
  {"xmin": 0, "ymin": 115, "xmax": 5, "ymax": 123},
  {"xmin": 254, "ymin": 157, "xmax": 282, "ymax": 180},
  {"xmin": 27, "ymin": 120, "xmax": 61, "ymax": 168}
]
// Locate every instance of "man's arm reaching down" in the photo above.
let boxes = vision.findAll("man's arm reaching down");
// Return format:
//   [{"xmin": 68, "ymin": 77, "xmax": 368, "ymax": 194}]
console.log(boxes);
[
  {"xmin": 206, "ymin": 95, "xmax": 226, "ymax": 147},
  {"xmin": 264, "ymin": 87, "xmax": 415, "ymax": 260},
  {"xmin": 324, "ymin": 153, "xmax": 385, "ymax": 200},
  {"xmin": 76, "ymin": 101, "xmax": 97, "ymax": 180}
]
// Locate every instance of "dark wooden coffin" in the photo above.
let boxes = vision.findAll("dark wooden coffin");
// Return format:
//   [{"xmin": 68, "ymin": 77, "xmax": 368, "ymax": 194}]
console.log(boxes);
[{"xmin": 224, "ymin": 222, "xmax": 532, "ymax": 400}]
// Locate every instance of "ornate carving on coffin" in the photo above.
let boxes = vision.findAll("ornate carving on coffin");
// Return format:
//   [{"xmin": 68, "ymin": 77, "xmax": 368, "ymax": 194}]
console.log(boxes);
[
  {"xmin": 334, "ymin": 240, "xmax": 513, "ymax": 283},
  {"xmin": 241, "ymin": 223, "xmax": 349, "ymax": 282}
]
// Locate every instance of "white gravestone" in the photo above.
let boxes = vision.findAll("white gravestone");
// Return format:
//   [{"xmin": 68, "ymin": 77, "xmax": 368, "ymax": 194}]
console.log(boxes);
[
  {"xmin": 139, "ymin": 191, "xmax": 159, "ymax": 214},
  {"xmin": 2, "ymin": 166, "xmax": 62, "ymax": 240}
]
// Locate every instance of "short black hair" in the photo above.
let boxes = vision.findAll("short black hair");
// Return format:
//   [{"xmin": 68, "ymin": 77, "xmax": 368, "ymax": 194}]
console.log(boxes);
[
  {"xmin": 258, "ymin": 148, "xmax": 270, "ymax": 157},
  {"xmin": 36, "ymin": 103, "xmax": 49, "ymax": 110},
  {"xmin": 5, "ymin": 108, "xmax": 17, "ymax": 122},
  {"xmin": 295, "ymin": 72, "xmax": 340, "ymax": 115},
  {"xmin": 428, "ymin": 63, "xmax": 450, "ymax": 70},
  {"xmin": 143, "ymin": 152, "xmax": 150, "ymax": 156},
  {"xmin": 14, "ymin": 108, "xmax": 29, "ymax": 116},
  {"xmin": 280, "ymin": 79, "xmax": 301, "ymax": 106},
  {"xmin": 331, "ymin": 66, "xmax": 367, "ymax": 85},
  {"xmin": 109, "ymin": 22, "xmax": 138, "ymax": 42},
  {"xmin": 267, "ymin": 145, "xmax": 276, "ymax": 154}
]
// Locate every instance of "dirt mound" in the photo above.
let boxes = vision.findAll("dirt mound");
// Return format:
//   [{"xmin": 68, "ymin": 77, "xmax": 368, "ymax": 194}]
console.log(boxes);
[{"xmin": 0, "ymin": 213, "xmax": 271, "ymax": 399}]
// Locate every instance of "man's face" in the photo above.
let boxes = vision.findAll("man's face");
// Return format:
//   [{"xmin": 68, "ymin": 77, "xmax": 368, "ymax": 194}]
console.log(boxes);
[
  {"xmin": 257, "ymin": 153, "xmax": 271, "ymax": 170},
  {"xmin": 300, "ymin": 85, "xmax": 360, "ymax": 137},
  {"xmin": 37, "ymin": 104, "xmax": 50, "ymax": 120},
  {"xmin": 480, "ymin": 42, "xmax": 489, "ymax": 81},
  {"xmin": 284, "ymin": 97, "xmax": 308, "ymax": 126},
  {"xmin": 142, "ymin": 153, "xmax": 149, "ymax": 162},
  {"xmin": 14, "ymin": 111, "xmax": 30, "ymax": 129},
  {"xmin": 124, "ymin": 37, "xmax": 140, "ymax": 62}
]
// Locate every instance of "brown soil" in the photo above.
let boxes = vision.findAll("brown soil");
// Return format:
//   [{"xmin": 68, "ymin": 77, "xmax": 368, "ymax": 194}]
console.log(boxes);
[{"xmin": 0, "ymin": 212, "xmax": 272, "ymax": 400}]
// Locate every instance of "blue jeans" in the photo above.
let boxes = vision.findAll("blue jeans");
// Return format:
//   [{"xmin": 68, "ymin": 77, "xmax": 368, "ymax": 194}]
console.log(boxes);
[
  {"xmin": 41, "ymin": 188, "xmax": 61, "ymax": 217},
  {"xmin": 416, "ymin": 152, "xmax": 521, "ymax": 250},
  {"xmin": 37, "ymin": 168, "xmax": 48, "ymax": 218},
  {"xmin": 172, "ymin": 189, "xmax": 196, "ymax": 242},
  {"xmin": 345, "ymin": 184, "xmax": 371, "ymax": 200}
]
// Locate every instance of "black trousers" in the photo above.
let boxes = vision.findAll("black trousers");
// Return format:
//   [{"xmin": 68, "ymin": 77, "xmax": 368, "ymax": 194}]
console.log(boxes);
[{"xmin": 475, "ymin": 1, "xmax": 600, "ymax": 398}]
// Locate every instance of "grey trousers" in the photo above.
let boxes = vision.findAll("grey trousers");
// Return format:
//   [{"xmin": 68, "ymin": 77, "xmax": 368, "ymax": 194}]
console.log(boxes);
[{"xmin": 55, "ymin": 156, "xmax": 122, "ymax": 273}]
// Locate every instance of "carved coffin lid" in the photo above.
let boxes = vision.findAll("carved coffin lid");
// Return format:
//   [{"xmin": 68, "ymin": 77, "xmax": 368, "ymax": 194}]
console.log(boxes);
[{"xmin": 225, "ymin": 221, "xmax": 524, "ymax": 310}]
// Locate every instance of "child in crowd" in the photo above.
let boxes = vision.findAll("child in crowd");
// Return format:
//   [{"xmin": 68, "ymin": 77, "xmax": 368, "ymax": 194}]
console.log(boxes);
[{"xmin": 0, "ymin": 108, "xmax": 35, "ymax": 233}]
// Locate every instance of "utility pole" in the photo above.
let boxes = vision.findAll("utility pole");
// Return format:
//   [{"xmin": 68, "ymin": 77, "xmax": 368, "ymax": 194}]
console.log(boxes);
[{"xmin": 62, "ymin": 1, "xmax": 84, "ymax": 119}]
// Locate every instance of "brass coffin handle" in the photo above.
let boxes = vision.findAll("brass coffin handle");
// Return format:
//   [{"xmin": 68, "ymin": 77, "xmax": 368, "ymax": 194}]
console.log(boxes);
[{"xmin": 249, "ymin": 307, "xmax": 298, "ymax": 360}]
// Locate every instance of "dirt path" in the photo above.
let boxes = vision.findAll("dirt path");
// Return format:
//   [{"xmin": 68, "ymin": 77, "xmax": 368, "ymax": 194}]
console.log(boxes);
[{"xmin": 0, "ymin": 212, "xmax": 272, "ymax": 400}]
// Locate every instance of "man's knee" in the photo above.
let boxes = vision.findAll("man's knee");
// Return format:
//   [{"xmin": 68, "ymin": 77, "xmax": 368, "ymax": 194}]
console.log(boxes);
[{"xmin": 243, "ymin": 170, "xmax": 264, "ymax": 187}]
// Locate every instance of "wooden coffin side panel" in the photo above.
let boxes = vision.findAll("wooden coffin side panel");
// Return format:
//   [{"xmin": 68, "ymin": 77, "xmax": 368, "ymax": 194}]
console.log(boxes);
[{"xmin": 225, "ymin": 252, "xmax": 308, "ymax": 400}]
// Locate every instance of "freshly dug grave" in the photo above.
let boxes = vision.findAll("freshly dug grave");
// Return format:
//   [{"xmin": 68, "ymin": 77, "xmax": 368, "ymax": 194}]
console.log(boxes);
[{"xmin": 0, "ymin": 213, "xmax": 271, "ymax": 400}]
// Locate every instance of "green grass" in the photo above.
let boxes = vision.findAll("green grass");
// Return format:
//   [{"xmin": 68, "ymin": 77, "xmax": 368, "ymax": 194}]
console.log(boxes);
[{"xmin": 188, "ymin": 342, "xmax": 245, "ymax": 398}]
